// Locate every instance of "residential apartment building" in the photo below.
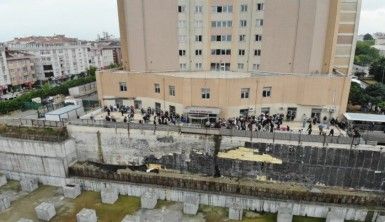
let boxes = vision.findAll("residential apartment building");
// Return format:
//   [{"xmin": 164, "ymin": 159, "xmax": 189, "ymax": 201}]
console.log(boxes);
[
  {"xmin": 5, "ymin": 50, "xmax": 36, "ymax": 89},
  {"xmin": 96, "ymin": 0, "xmax": 361, "ymax": 120},
  {"xmin": 89, "ymin": 40, "xmax": 122, "ymax": 69},
  {"xmin": 6, "ymin": 35, "xmax": 91, "ymax": 81},
  {"xmin": 117, "ymin": 0, "xmax": 361, "ymax": 75},
  {"xmin": 0, "ymin": 45, "xmax": 10, "ymax": 95}
]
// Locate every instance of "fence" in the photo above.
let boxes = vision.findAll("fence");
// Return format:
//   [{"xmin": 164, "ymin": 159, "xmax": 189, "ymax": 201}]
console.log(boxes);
[
  {"xmin": 69, "ymin": 119, "xmax": 361, "ymax": 146},
  {"xmin": 0, "ymin": 118, "xmax": 373, "ymax": 147}
]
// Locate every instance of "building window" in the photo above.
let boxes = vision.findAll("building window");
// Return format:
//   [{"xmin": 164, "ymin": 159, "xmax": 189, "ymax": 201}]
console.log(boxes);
[
  {"xmin": 255, "ymin": 35, "xmax": 262, "ymax": 42},
  {"xmin": 211, "ymin": 35, "xmax": 232, "ymax": 42},
  {"xmin": 211, "ymin": 20, "xmax": 232, "ymax": 28},
  {"xmin": 253, "ymin": 64, "xmax": 260, "ymax": 71},
  {"xmin": 180, "ymin": 63, "xmax": 187, "ymax": 70},
  {"xmin": 179, "ymin": 50, "xmax": 186, "ymax": 56},
  {"xmin": 195, "ymin": 49, "xmax": 202, "ymax": 56},
  {"xmin": 195, "ymin": 5, "xmax": 203, "ymax": 13},
  {"xmin": 261, "ymin": 107, "xmax": 270, "ymax": 114},
  {"xmin": 262, "ymin": 87, "xmax": 272, "ymax": 97},
  {"xmin": 241, "ymin": 88, "xmax": 250, "ymax": 99},
  {"xmin": 211, "ymin": 63, "xmax": 230, "ymax": 71},
  {"xmin": 240, "ymin": 20, "xmax": 247, "ymax": 27},
  {"xmin": 241, "ymin": 5, "xmax": 247, "ymax": 12},
  {"xmin": 239, "ymin": 49, "xmax": 245, "ymax": 56},
  {"xmin": 169, "ymin": 86, "xmax": 176, "ymax": 96},
  {"xmin": 241, "ymin": 4, "xmax": 248, "ymax": 12},
  {"xmin": 178, "ymin": 20, "xmax": 187, "ymax": 28},
  {"xmin": 256, "ymin": 19, "xmax": 264, "ymax": 27},
  {"xmin": 257, "ymin": 3, "xmax": 264, "ymax": 11},
  {"xmin": 178, "ymin": 35, "xmax": 187, "ymax": 43},
  {"xmin": 254, "ymin": 49, "xmax": 261, "ymax": 56},
  {"xmin": 238, "ymin": 63, "xmax": 244, "ymax": 70},
  {"xmin": 201, "ymin": 88, "xmax": 210, "ymax": 99},
  {"xmin": 239, "ymin": 35, "xmax": 246, "ymax": 42},
  {"xmin": 195, "ymin": 35, "xmax": 202, "ymax": 42},
  {"xmin": 212, "ymin": 5, "xmax": 233, "ymax": 13},
  {"xmin": 196, "ymin": 63, "xmax": 203, "ymax": 70},
  {"xmin": 211, "ymin": 49, "xmax": 231, "ymax": 55},
  {"xmin": 154, "ymin": 83, "xmax": 160, "ymax": 94},
  {"xmin": 119, "ymin": 82, "xmax": 127, "ymax": 92},
  {"xmin": 178, "ymin": 5, "xmax": 186, "ymax": 13},
  {"xmin": 194, "ymin": 20, "xmax": 203, "ymax": 28}
]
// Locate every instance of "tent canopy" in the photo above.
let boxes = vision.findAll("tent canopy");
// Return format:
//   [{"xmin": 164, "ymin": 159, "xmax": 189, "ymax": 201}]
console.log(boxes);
[{"xmin": 344, "ymin": 113, "xmax": 385, "ymax": 123}]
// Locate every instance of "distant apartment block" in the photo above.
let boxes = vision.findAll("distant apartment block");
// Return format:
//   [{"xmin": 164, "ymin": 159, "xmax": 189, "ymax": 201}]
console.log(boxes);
[
  {"xmin": 118, "ymin": 0, "xmax": 361, "ymax": 75},
  {"xmin": 5, "ymin": 50, "xmax": 36, "ymax": 89},
  {"xmin": 5, "ymin": 35, "xmax": 121, "ymax": 82},
  {"xmin": 6, "ymin": 35, "xmax": 91, "ymax": 81},
  {"xmin": 0, "ymin": 45, "xmax": 11, "ymax": 95}
]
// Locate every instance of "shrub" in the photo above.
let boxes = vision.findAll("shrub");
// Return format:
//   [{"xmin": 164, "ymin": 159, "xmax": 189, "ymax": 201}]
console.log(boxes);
[{"xmin": 0, "ymin": 76, "xmax": 96, "ymax": 114}]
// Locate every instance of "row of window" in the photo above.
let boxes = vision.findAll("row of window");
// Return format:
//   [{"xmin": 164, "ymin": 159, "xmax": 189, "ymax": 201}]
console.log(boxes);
[
  {"xmin": 179, "ymin": 63, "xmax": 260, "ymax": 71},
  {"xmin": 210, "ymin": 19, "xmax": 263, "ymax": 28},
  {"xmin": 179, "ymin": 49, "xmax": 261, "ymax": 56},
  {"xmin": 179, "ymin": 34, "xmax": 263, "ymax": 43},
  {"xmin": 119, "ymin": 82, "xmax": 272, "ymax": 99},
  {"xmin": 178, "ymin": 3, "xmax": 264, "ymax": 13}
]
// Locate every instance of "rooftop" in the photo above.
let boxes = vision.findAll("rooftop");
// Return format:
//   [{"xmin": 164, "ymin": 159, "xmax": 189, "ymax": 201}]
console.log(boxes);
[
  {"xmin": 45, "ymin": 105, "xmax": 82, "ymax": 116},
  {"xmin": 8, "ymin": 35, "xmax": 80, "ymax": 46},
  {"xmin": 110, "ymin": 70, "xmax": 339, "ymax": 79},
  {"xmin": 344, "ymin": 112, "xmax": 385, "ymax": 123}
]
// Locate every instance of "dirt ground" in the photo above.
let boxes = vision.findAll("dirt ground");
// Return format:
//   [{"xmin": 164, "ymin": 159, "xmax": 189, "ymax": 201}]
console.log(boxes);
[{"xmin": 0, "ymin": 182, "xmax": 333, "ymax": 222}]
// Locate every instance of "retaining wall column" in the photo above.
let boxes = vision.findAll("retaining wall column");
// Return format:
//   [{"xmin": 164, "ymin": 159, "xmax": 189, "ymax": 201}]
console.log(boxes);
[
  {"xmin": 183, "ymin": 193, "xmax": 200, "ymax": 215},
  {"xmin": 277, "ymin": 207, "xmax": 293, "ymax": 222}
]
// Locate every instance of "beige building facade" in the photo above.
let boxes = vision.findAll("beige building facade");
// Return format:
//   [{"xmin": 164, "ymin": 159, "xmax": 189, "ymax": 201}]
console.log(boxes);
[
  {"xmin": 97, "ymin": 71, "xmax": 350, "ymax": 120},
  {"xmin": 5, "ymin": 50, "xmax": 36, "ymax": 88},
  {"xmin": 96, "ymin": 0, "xmax": 361, "ymax": 120},
  {"xmin": 117, "ymin": 0, "xmax": 361, "ymax": 75}
]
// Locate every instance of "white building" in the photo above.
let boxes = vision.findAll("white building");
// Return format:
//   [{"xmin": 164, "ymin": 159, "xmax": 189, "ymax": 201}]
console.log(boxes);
[
  {"xmin": 6, "ymin": 35, "xmax": 91, "ymax": 81},
  {"xmin": 0, "ymin": 44, "xmax": 11, "ymax": 95},
  {"xmin": 88, "ymin": 41, "xmax": 119, "ymax": 69}
]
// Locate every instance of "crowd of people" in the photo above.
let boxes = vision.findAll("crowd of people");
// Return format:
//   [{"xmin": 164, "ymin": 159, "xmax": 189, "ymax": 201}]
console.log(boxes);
[{"xmin": 98, "ymin": 105, "xmax": 350, "ymax": 136}]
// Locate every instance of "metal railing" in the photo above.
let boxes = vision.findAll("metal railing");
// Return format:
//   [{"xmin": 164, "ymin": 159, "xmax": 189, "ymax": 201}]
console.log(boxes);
[
  {"xmin": 0, "ymin": 118, "xmax": 370, "ymax": 147},
  {"xmin": 69, "ymin": 119, "xmax": 359, "ymax": 146}
]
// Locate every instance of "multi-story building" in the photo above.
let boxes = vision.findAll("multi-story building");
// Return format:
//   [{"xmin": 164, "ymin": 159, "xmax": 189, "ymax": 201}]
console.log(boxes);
[
  {"xmin": 117, "ymin": 0, "xmax": 360, "ymax": 75},
  {"xmin": 6, "ymin": 35, "xmax": 91, "ymax": 82},
  {"xmin": 5, "ymin": 49, "xmax": 36, "ymax": 89},
  {"xmin": 0, "ymin": 45, "xmax": 11, "ymax": 95},
  {"xmin": 88, "ymin": 40, "xmax": 121, "ymax": 69},
  {"xmin": 96, "ymin": 0, "xmax": 361, "ymax": 120}
]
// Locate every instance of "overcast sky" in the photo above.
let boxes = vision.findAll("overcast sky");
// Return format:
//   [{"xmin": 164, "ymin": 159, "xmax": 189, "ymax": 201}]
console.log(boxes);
[{"xmin": 0, "ymin": 0, "xmax": 384, "ymax": 42}]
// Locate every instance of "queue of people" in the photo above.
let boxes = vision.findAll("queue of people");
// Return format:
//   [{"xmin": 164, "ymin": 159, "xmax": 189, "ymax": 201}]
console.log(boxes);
[{"xmin": 99, "ymin": 105, "xmax": 350, "ymax": 136}]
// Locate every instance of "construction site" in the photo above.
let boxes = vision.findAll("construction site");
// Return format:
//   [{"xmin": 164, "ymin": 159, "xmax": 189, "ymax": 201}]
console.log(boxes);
[{"xmin": 0, "ymin": 118, "xmax": 383, "ymax": 222}]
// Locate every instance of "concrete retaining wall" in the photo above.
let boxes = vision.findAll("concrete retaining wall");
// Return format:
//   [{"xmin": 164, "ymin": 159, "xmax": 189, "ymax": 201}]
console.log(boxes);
[{"xmin": 0, "ymin": 138, "xmax": 76, "ymax": 177}]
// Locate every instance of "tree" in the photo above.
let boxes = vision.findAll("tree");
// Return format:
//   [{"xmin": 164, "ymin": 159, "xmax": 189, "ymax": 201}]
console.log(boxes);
[
  {"xmin": 354, "ymin": 41, "xmax": 380, "ymax": 66},
  {"xmin": 364, "ymin": 83, "xmax": 385, "ymax": 105},
  {"xmin": 363, "ymin": 33, "xmax": 374, "ymax": 41},
  {"xmin": 349, "ymin": 82, "xmax": 365, "ymax": 104},
  {"xmin": 86, "ymin": 66, "xmax": 97, "ymax": 76},
  {"xmin": 369, "ymin": 57, "xmax": 385, "ymax": 84}
]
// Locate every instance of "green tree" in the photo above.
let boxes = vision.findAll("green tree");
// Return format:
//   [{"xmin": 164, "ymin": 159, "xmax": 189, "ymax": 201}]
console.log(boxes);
[
  {"xmin": 349, "ymin": 82, "xmax": 365, "ymax": 104},
  {"xmin": 354, "ymin": 41, "xmax": 380, "ymax": 66},
  {"xmin": 363, "ymin": 33, "xmax": 374, "ymax": 41},
  {"xmin": 86, "ymin": 66, "xmax": 97, "ymax": 76},
  {"xmin": 364, "ymin": 83, "xmax": 385, "ymax": 105},
  {"xmin": 108, "ymin": 63, "xmax": 120, "ymax": 69},
  {"xmin": 369, "ymin": 57, "xmax": 385, "ymax": 84}
]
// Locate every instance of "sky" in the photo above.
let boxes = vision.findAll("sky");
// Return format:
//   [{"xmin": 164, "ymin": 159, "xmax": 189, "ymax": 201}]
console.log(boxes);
[{"xmin": 0, "ymin": 0, "xmax": 384, "ymax": 42}]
